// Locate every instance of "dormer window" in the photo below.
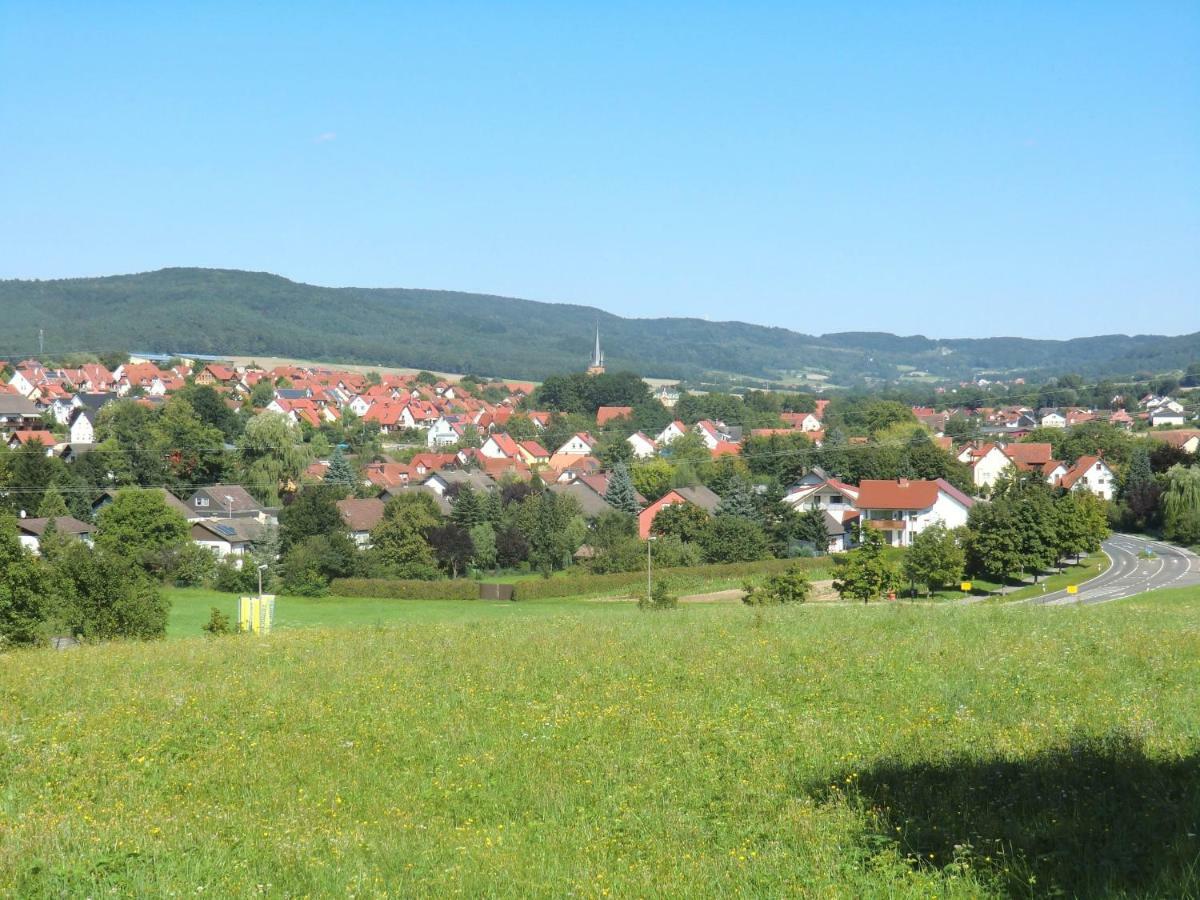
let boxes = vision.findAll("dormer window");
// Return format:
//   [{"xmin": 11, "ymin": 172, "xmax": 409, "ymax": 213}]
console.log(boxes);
[{"xmin": 195, "ymin": 497, "xmax": 209, "ymax": 508}]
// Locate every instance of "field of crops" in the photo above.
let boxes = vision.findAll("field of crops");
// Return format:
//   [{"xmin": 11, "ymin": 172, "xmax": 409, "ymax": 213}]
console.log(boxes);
[{"xmin": 3, "ymin": 587, "xmax": 1198, "ymax": 897}]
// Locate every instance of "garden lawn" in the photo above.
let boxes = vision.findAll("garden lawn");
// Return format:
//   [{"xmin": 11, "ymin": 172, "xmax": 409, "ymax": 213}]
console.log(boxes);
[{"xmin": 3, "ymin": 588, "xmax": 1199, "ymax": 897}]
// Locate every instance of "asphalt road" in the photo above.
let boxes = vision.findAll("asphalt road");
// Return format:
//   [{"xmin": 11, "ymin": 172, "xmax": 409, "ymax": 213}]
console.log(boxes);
[{"xmin": 1028, "ymin": 533, "xmax": 1200, "ymax": 606}]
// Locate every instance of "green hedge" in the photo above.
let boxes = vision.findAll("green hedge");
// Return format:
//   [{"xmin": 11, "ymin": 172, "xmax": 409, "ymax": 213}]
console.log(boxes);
[
  {"xmin": 332, "ymin": 557, "xmax": 826, "ymax": 602},
  {"xmin": 513, "ymin": 557, "xmax": 824, "ymax": 600},
  {"xmin": 330, "ymin": 578, "xmax": 478, "ymax": 601}
]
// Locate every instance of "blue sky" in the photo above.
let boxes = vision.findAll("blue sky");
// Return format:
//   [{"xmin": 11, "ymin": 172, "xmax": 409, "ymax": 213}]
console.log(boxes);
[{"xmin": 2, "ymin": 2, "xmax": 1197, "ymax": 338}]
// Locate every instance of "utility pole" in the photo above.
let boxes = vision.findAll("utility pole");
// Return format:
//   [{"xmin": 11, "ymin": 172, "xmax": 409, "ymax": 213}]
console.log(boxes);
[{"xmin": 38, "ymin": 328, "xmax": 44, "ymax": 356}]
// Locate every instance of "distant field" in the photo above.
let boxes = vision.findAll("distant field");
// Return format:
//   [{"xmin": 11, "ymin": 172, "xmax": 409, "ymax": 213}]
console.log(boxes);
[{"xmin": 4, "ymin": 586, "xmax": 1199, "ymax": 897}]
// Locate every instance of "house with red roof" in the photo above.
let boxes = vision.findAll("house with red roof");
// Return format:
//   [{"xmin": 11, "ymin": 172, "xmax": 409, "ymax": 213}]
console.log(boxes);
[
  {"xmin": 637, "ymin": 485, "xmax": 721, "ymax": 538},
  {"xmin": 516, "ymin": 440, "xmax": 550, "ymax": 466},
  {"xmin": 596, "ymin": 405, "xmax": 633, "ymax": 427},
  {"xmin": 655, "ymin": 420, "xmax": 688, "ymax": 445},
  {"xmin": 480, "ymin": 432, "xmax": 521, "ymax": 460},
  {"xmin": 626, "ymin": 432, "xmax": 658, "ymax": 459},
  {"xmin": 855, "ymin": 478, "xmax": 974, "ymax": 547},
  {"xmin": 555, "ymin": 432, "xmax": 598, "ymax": 456},
  {"xmin": 1055, "ymin": 455, "xmax": 1115, "ymax": 500}
]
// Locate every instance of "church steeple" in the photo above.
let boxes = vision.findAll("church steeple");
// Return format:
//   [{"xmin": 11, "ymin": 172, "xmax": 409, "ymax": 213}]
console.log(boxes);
[{"xmin": 587, "ymin": 326, "xmax": 605, "ymax": 375}]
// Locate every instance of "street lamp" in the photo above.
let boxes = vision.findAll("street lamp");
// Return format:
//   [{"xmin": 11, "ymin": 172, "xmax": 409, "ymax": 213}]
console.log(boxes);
[
  {"xmin": 646, "ymin": 535, "xmax": 657, "ymax": 603},
  {"xmin": 223, "ymin": 494, "xmax": 234, "ymax": 521},
  {"xmin": 257, "ymin": 563, "xmax": 268, "ymax": 597}
]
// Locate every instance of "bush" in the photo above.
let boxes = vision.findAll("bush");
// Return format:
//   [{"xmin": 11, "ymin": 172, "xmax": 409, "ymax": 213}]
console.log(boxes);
[
  {"xmin": 639, "ymin": 580, "xmax": 678, "ymax": 611},
  {"xmin": 587, "ymin": 535, "xmax": 701, "ymax": 574},
  {"xmin": 202, "ymin": 606, "xmax": 234, "ymax": 636},
  {"xmin": 54, "ymin": 543, "xmax": 170, "ymax": 641},
  {"xmin": 172, "ymin": 542, "xmax": 216, "ymax": 587},
  {"xmin": 330, "ymin": 578, "xmax": 479, "ymax": 601},
  {"xmin": 213, "ymin": 558, "xmax": 259, "ymax": 594},
  {"xmin": 742, "ymin": 564, "xmax": 811, "ymax": 605}
]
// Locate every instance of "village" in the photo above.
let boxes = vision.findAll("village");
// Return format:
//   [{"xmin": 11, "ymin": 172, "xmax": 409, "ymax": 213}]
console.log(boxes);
[{"xmin": 1, "ymin": 331, "xmax": 1197, "ymax": 582}]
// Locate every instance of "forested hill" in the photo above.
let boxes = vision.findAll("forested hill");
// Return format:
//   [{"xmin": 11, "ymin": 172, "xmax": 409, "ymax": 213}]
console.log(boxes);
[{"xmin": 1, "ymin": 268, "xmax": 1197, "ymax": 383}]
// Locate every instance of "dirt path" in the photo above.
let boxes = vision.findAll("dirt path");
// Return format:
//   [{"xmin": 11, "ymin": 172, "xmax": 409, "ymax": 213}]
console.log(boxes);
[{"xmin": 679, "ymin": 579, "xmax": 840, "ymax": 604}]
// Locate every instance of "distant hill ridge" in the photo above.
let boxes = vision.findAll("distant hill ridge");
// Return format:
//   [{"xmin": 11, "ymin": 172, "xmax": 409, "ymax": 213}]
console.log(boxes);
[{"xmin": 1, "ymin": 267, "xmax": 1196, "ymax": 382}]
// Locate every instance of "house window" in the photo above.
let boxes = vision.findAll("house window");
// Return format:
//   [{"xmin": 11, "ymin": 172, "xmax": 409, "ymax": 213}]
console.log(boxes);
[
  {"xmin": 829, "ymin": 496, "xmax": 842, "ymax": 505},
  {"xmin": 195, "ymin": 497, "xmax": 209, "ymax": 508}
]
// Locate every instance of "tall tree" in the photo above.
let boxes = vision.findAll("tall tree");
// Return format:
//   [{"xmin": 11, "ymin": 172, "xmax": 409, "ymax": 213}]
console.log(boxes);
[
  {"xmin": 323, "ymin": 446, "xmax": 357, "ymax": 494},
  {"xmin": 902, "ymin": 523, "xmax": 965, "ymax": 597},
  {"xmin": 95, "ymin": 489, "xmax": 190, "ymax": 577},
  {"xmin": 832, "ymin": 526, "xmax": 902, "ymax": 602},
  {"xmin": 1122, "ymin": 446, "xmax": 1159, "ymax": 525},
  {"xmin": 604, "ymin": 463, "xmax": 640, "ymax": 515},
  {"xmin": 1163, "ymin": 465, "xmax": 1200, "ymax": 545},
  {"xmin": 238, "ymin": 412, "xmax": 313, "ymax": 505},
  {"xmin": 450, "ymin": 484, "xmax": 487, "ymax": 528}
]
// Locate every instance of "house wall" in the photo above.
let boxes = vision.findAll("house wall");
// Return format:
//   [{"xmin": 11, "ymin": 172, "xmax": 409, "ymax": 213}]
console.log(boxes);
[
  {"xmin": 972, "ymin": 448, "xmax": 1013, "ymax": 489},
  {"xmin": 1070, "ymin": 462, "xmax": 1115, "ymax": 501},
  {"xmin": 70, "ymin": 416, "xmax": 94, "ymax": 444}
]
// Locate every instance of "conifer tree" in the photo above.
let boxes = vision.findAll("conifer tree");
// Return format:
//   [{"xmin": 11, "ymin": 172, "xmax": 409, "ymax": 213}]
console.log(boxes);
[
  {"xmin": 323, "ymin": 446, "xmax": 356, "ymax": 493},
  {"xmin": 604, "ymin": 463, "xmax": 641, "ymax": 515}
]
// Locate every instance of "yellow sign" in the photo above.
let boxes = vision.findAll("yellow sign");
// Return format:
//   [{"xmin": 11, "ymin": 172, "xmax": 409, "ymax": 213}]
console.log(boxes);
[
  {"xmin": 238, "ymin": 595, "xmax": 276, "ymax": 634},
  {"xmin": 960, "ymin": 582, "xmax": 972, "ymax": 592},
  {"xmin": 1066, "ymin": 585, "xmax": 1078, "ymax": 595}
]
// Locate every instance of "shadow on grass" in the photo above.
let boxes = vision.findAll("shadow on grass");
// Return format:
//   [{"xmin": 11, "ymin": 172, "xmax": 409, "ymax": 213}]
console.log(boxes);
[{"xmin": 808, "ymin": 731, "xmax": 1200, "ymax": 897}]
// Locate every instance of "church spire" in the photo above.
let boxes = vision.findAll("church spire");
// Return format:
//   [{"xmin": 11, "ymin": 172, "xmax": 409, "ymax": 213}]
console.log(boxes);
[{"xmin": 587, "ymin": 325, "xmax": 606, "ymax": 375}]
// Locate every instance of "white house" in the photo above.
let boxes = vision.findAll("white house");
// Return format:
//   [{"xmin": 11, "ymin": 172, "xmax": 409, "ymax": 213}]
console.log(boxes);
[
  {"xmin": 783, "ymin": 469, "xmax": 860, "ymax": 514},
  {"xmin": 50, "ymin": 395, "xmax": 82, "ymax": 425},
  {"xmin": 480, "ymin": 433, "xmax": 520, "ymax": 460},
  {"xmin": 426, "ymin": 416, "xmax": 464, "ymax": 447},
  {"xmin": 627, "ymin": 432, "xmax": 658, "ymax": 459},
  {"xmin": 693, "ymin": 420, "xmax": 725, "ymax": 450},
  {"xmin": 555, "ymin": 432, "xmax": 598, "ymax": 456},
  {"xmin": 855, "ymin": 478, "xmax": 974, "ymax": 548},
  {"xmin": 1057, "ymin": 455, "xmax": 1116, "ymax": 501},
  {"xmin": 1150, "ymin": 409, "xmax": 1186, "ymax": 428},
  {"xmin": 15, "ymin": 516, "xmax": 95, "ymax": 554},
  {"xmin": 1038, "ymin": 410, "xmax": 1067, "ymax": 428},
  {"xmin": 655, "ymin": 421, "xmax": 688, "ymax": 446},
  {"xmin": 959, "ymin": 443, "xmax": 1013, "ymax": 490},
  {"xmin": 68, "ymin": 408, "xmax": 95, "ymax": 444},
  {"xmin": 336, "ymin": 498, "xmax": 386, "ymax": 548},
  {"xmin": 190, "ymin": 519, "xmax": 264, "ymax": 562}
]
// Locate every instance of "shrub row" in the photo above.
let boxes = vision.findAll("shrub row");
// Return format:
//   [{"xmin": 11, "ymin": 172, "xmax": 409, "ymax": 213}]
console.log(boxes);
[
  {"xmin": 330, "ymin": 578, "xmax": 478, "ymax": 601},
  {"xmin": 332, "ymin": 557, "xmax": 827, "ymax": 602},
  {"xmin": 512, "ymin": 557, "xmax": 824, "ymax": 601}
]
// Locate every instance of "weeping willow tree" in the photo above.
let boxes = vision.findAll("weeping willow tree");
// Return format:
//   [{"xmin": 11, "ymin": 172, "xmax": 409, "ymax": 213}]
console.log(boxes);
[{"xmin": 1163, "ymin": 465, "xmax": 1200, "ymax": 546}]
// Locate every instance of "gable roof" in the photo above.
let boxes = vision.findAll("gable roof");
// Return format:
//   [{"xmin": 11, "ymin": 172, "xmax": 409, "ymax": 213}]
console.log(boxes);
[
  {"xmin": 673, "ymin": 484, "xmax": 721, "ymax": 513},
  {"xmin": 188, "ymin": 484, "xmax": 264, "ymax": 513},
  {"xmin": 596, "ymin": 406, "xmax": 633, "ymax": 426},
  {"xmin": 855, "ymin": 478, "xmax": 974, "ymax": 511},
  {"xmin": 1003, "ymin": 442, "xmax": 1054, "ymax": 469},
  {"xmin": 1058, "ymin": 455, "xmax": 1111, "ymax": 489},
  {"xmin": 336, "ymin": 497, "xmax": 386, "ymax": 533},
  {"xmin": 15, "ymin": 516, "xmax": 95, "ymax": 537},
  {"xmin": 190, "ymin": 518, "xmax": 265, "ymax": 544}
]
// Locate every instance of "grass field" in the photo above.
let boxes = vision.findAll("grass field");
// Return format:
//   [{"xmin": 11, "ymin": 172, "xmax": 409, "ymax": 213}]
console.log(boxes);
[{"xmin": 4, "ymin": 587, "xmax": 1199, "ymax": 897}]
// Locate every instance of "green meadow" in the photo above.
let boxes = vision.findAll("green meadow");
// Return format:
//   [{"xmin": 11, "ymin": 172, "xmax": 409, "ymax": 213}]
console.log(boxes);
[{"xmin": 3, "ymin": 587, "xmax": 1199, "ymax": 897}]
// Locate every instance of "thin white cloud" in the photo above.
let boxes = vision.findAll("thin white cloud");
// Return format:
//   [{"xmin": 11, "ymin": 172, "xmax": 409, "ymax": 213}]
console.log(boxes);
[{"xmin": 314, "ymin": 132, "xmax": 337, "ymax": 143}]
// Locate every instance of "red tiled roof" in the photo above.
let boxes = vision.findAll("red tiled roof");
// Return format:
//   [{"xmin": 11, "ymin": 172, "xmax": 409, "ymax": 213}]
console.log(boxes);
[
  {"xmin": 1004, "ymin": 442, "xmax": 1054, "ymax": 468},
  {"xmin": 855, "ymin": 478, "xmax": 972, "ymax": 511},
  {"xmin": 596, "ymin": 406, "xmax": 633, "ymax": 426},
  {"xmin": 1059, "ymin": 455, "xmax": 1108, "ymax": 490}
]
